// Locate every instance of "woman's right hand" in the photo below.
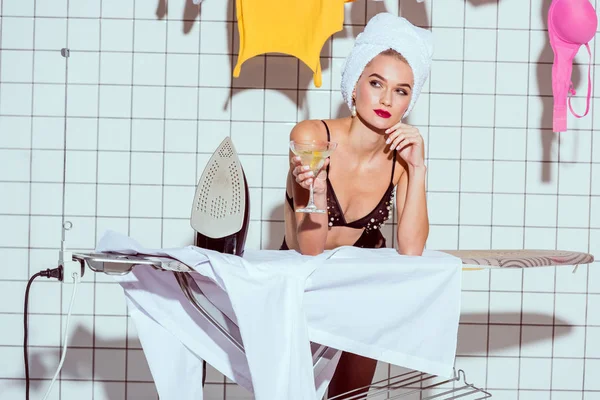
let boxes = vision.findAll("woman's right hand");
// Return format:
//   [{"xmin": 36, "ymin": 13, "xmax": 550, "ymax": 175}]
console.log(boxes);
[{"xmin": 291, "ymin": 156, "xmax": 329, "ymax": 194}]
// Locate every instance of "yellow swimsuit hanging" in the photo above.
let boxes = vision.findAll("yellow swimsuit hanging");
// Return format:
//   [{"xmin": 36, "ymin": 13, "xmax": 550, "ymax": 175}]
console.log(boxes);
[{"xmin": 233, "ymin": 0, "xmax": 355, "ymax": 88}]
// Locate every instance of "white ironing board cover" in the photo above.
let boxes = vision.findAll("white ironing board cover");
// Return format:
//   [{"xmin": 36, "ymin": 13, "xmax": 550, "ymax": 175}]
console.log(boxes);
[{"xmin": 97, "ymin": 231, "xmax": 462, "ymax": 400}]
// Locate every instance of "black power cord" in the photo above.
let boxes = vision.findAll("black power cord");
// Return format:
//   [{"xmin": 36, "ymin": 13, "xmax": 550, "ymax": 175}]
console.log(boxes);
[{"xmin": 24, "ymin": 267, "xmax": 63, "ymax": 400}]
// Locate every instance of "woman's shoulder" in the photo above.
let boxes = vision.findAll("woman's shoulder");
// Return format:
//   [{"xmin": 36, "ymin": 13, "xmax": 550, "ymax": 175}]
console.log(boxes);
[
  {"xmin": 289, "ymin": 119, "xmax": 328, "ymax": 142},
  {"xmin": 289, "ymin": 118, "xmax": 350, "ymax": 141}
]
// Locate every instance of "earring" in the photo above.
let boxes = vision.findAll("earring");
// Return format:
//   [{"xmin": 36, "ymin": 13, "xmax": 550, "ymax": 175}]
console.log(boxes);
[{"xmin": 351, "ymin": 103, "xmax": 357, "ymax": 117}]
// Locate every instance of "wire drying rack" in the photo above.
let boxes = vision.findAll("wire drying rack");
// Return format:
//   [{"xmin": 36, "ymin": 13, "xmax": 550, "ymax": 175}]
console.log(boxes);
[{"xmin": 327, "ymin": 368, "xmax": 492, "ymax": 400}]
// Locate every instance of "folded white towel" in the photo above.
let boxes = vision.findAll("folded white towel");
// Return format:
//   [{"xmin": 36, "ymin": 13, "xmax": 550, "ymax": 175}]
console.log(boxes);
[
  {"xmin": 341, "ymin": 12, "xmax": 433, "ymax": 118},
  {"xmin": 98, "ymin": 231, "xmax": 462, "ymax": 400}
]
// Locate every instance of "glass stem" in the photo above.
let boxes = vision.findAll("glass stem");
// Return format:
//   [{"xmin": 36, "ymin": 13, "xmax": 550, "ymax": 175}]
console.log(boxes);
[{"xmin": 308, "ymin": 180, "xmax": 315, "ymax": 207}]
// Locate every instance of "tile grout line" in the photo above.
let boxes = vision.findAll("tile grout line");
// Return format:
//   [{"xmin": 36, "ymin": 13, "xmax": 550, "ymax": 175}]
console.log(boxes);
[
  {"xmin": 421, "ymin": 1, "xmax": 433, "ymax": 395},
  {"xmin": 3, "ymin": 113, "xmax": 600, "ymax": 131},
  {"xmin": 455, "ymin": 0, "xmax": 467, "ymax": 260},
  {"xmin": 1, "ymin": 218, "xmax": 599, "ymax": 230},
  {"xmin": 91, "ymin": 0, "xmax": 104, "ymax": 397},
  {"xmin": 194, "ymin": 0, "xmax": 202, "ymax": 271},
  {"xmin": 225, "ymin": 3, "xmax": 236, "ymax": 396},
  {"xmin": 58, "ymin": 2, "xmax": 72, "ymax": 397},
  {"xmin": 484, "ymin": 0, "xmax": 501, "ymax": 391},
  {"xmin": 517, "ymin": 0, "xmax": 534, "ymax": 397},
  {"xmin": 123, "ymin": 2, "xmax": 139, "ymax": 398},
  {"xmin": 550, "ymin": 2, "xmax": 563, "ymax": 388}
]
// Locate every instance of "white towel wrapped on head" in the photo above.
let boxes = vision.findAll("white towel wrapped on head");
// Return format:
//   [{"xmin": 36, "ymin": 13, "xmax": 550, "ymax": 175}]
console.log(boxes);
[{"xmin": 341, "ymin": 12, "xmax": 434, "ymax": 118}]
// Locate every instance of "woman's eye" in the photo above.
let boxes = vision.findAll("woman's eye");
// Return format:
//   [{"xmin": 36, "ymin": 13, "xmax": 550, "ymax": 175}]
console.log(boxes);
[
  {"xmin": 370, "ymin": 80, "xmax": 381, "ymax": 88},
  {"xmin": 395, "ymin": 89, "xmax": 407, "ymax": 95}
]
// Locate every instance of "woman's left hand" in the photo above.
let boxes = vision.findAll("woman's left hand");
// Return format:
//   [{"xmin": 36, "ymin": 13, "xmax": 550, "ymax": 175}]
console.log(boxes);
[{"xmin": 384, "ymin": 122, "xmax": 425, "ymax": 168}]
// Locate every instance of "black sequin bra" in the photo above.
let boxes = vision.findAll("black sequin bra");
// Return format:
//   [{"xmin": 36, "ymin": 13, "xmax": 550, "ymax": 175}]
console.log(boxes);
[{"xmin": 282, "ymin": 120, "xmax": 396, "ymax": 250}]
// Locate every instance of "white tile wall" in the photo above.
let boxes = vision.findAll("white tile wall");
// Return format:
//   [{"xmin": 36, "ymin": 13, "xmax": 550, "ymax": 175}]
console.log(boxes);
[{"xmin": 0, "ymin": 0, "xmax": 598, "ymax": 399}]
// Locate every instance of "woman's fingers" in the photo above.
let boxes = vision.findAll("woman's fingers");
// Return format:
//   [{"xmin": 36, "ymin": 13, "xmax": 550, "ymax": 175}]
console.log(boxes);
[
  {"xmin": 299, "ymin": 178, "xmax": 313, "ymax": 189},
  {"xmin": 384, "ymin": 122, "xmax": 411, "ymax": 135},
  {"xmin": 386, "ymin": 127, "xmax": 417, "ymax": 145},
  {"xmin": 295, "ymin": 173, "xmax": 312, "ymax": 188},
  {"xmin": 389, "ymin": 129, "xmax": 424, "ymax": 151},
  {"xmin": 292, "ymin": 160, "xmax": 309, "ymax": 177},
  {"xmin": 390, "ymin": 133, "xmax": 416, "ymax": 151},
  {"xmin": 395, "ymin": 137, "xmax": 419, "ymax": 151},
  {"xmin": 389, "ymin": 133, "xmax": 405, "ymax": 150},
  {"xmin": 296, "ymin": 170, "xmax": 314, "ymax": 182},
  {"xmin": 295, "ymin": 165, "xmax": 310, "ymax": 177},
  {"xmin": 385, "ymin": 128, "xmax": 404, "ymax": 144},
  {"xmin": 290, "ymin": 156, "xmax": 302, "ymax": 169}
]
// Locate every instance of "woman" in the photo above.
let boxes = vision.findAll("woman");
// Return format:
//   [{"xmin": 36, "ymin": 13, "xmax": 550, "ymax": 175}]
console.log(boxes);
[{"xmin": 280, "ymin": 13, "xmax": 434, "ymax": 398}]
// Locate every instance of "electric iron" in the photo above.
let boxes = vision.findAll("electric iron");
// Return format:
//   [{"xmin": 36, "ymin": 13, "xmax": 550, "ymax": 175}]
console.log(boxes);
[{"xmin": 191, "ymin": 136, "xmax": 250, "ymax": 256}]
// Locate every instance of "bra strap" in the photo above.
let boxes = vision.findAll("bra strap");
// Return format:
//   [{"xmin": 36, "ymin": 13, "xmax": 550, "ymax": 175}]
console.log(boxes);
[
  {"xmin": 567, "ymin": 43, "xmax": 592, "ymax": 119},
  {"xmin": 321, "ymin": 120, "xmax": 331, "ymax": 172},
  {"xmin": 390, "ymin": 151, "xmax": 396, "ymax": 183},
  {"xmin": 320, "ymin": 120, "xmax": 331, "ymax": 141}
]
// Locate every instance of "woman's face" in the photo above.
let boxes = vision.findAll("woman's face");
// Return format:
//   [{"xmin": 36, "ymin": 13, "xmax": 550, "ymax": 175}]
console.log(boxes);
[{"xmin": 353, "ymin": 53, "xmax": 414, "ymax": 130}]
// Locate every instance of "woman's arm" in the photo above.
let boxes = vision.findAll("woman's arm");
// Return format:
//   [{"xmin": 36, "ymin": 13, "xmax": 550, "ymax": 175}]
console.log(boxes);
[
  {"xmin": 394, "ymin": 163, "xmax": 429, "ymax": 255},
  {"xmin": 289, "ymin": 120, "xmax": 329, "ymax": 256}
]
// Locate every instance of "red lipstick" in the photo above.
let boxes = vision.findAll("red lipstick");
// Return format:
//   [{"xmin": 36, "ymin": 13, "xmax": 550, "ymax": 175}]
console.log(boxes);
[{"xmin": 374, "ymin": 109, "xmax": 391, "ymax": 118}]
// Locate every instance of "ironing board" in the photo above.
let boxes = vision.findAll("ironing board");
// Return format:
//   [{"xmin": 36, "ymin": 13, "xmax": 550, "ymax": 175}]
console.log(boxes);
[
  {"xmin": 72, "ymin": 248, "xmax": 594, "ymax": 400},
  {"xmin": 443, "ymin": 249, "xmax": 594, "ymax": 270}
]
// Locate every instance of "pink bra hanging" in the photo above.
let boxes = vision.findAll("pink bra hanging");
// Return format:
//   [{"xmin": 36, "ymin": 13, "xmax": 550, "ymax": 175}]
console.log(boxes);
[{"xmin": 548, "ymin": 0, "xmax": 598, "ymax": 132}]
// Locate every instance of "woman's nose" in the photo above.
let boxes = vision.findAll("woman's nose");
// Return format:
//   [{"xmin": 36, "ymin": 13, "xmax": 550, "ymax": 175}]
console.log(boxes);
[{"xmin": 380, "ymin": 91, "xmax": 392, "ymax": 106}]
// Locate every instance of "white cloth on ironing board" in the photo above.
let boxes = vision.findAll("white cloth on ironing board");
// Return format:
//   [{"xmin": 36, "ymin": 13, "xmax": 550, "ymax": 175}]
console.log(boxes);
[
  {"xmin": 120, "ymin": 268, "xmax": 341, "ymax": 400},
  {"xmin": 98, "ymin": 230, "xmax": 327, "ymax": 400},
  {"xmin": 97, "ymin": 230, "xmax": 462, "ymax": 400}
]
